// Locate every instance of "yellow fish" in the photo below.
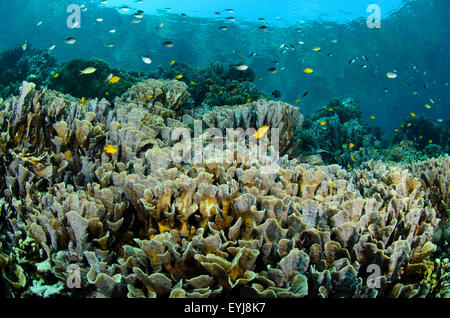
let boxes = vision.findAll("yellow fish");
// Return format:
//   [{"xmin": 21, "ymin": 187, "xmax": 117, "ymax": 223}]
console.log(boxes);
[
  {"xmin": 79, "ymin": 67, "xmax": 96, "ymax": 75},
  {"xmin": 347, "ymin": 163, "xmax": 351, "ymax": 169},
  {"xmin": 104, "ymin": 144, "xmax": 118, "ymax": 154},
  {"xmin": 312, "ymin": 46, "xmax": 321, "ymax": 52},
  {"xmin": 170, "ymin": 60, "xmax": 176, "ymax": 65},
  {"xmin": 319, "ymin": 120, "xmax": 327, "ymax": 126},
  {"xmin": 428, "ymin": 140, "xmax": 433, "ymax": 144},
  {"xmin": 401, "ymin": 124, "xmax": 404, "ymax": 128},
  {"xmin": 349, "ymin": 143, "xmax": 354, "ymax": 149},
  {"xmin": 246, "ymin": 98, "xmax": 251, "ymax": 103},
  {"xmin": 395, "ymin": 128, "xmax": 399, "ymax": 132},
  {"xmin": 304, "ymin": 68, "xmax": 314, "ymax": 74},
  {"xmin": 109, "ymin": 76, "xmax": 120, "ymax": 84},
  {"xmin": 190, "ymin": 81, "xmax": 196, "ymax": 85},
  {"xmin": 424, "ymin": 104, "xmax": 431, "ymax": 109},
  {"xmin": 295, "ymin": 98, "xmax": 300, "ymax": 103},
  {"xmin": 105, "ymin": 92, "xmax": 109, "ymax": 96},
  {"xmin": 328, "ymin": 108, "xmax": 334, "ymax": 112},
  {"xmin": 351, "ymin": 154, "xmax": 356, "ymax": 162},
  {"xmin": 53, "ymin": 73, "xmax": 59, "ymax": 78},
  {"xmin": 410, "ymin": 112, "xmax": 416, "ymax": 117},
  {"xmin": 81, "ymin": 97, "xmax": 87, "ymax": 106},
  {"xmin": 176, "ymin": 74, "xmax": 183, "ymax": 79},
  {"xmin": 419, "ymin": 135, "xmax": 423, "ymax": 139},
  {"xmin": 253, "ymin": 125, "xmax": 270, "ymax": 139},
  {"xmin": 258, "ymin": 77, "xmax": 263, "ymax": 81},
  {"xmin": 370, "ymin": 115, "xmax": 376, "ymax": 120},
  {"xmin": 146, "ymin": 94, "xmax": 153, "ymax": 99},
  {"xmin": 219, "ymin": 91, "xmax": 223, "ymax": 94}
]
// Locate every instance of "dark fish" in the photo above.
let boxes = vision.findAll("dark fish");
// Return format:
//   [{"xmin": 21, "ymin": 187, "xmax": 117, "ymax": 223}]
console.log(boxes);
[
  {"xmin": 272, "ymin": 90, "xmax": 281, "ymax": 98},
  {"xmin": 215, "ymin": 12, "xmax": 221, "ymax": 15},
  {"xmin": 162, "ymin": 41, "xmax": 174, "ymax": 48},
  {"xmin": 362, "ymin": 55, "xmax": 368, "ymax": 61},
  {"xmin": 260, "ymin": 25, "xmax": 269, "ymax": 31},
  {"xmin": 327, "ymin": 53, "xmax": 333, "ymax": 57},
  {"xmin": 219, "ymin": 26, "xmax": 228, "ymax": 30},
  {"xmin": 249, "ymin": 52, "xmax": 257, "ymax": 57},
  {"xmin": 348, "ymin": 59, "xmax": 356, "ymax": 64},
  {"xmin": 302, "ymin": 91, "xmax": 309, "ymax": 97},
  {"xmin": 268, "ymin": 67, "xmax": 277, "ymax": 73},
  {"xmin": 181, "ymin": 13, "xmax": 187, "ymax": 17},
  {"xmin": 361, "ymin": 64, "xmax": 367, "ymax": 69},
  {"xmin": 258, "ymin": 18, "xmax": 266, "ymax": 22},
  {"xmin": 227, "ymin": 85, "xmax": 238, "ymax": 93},
  {"xmin": 226, "ymin": 17, "xmax": 236, "ymax": 21}
]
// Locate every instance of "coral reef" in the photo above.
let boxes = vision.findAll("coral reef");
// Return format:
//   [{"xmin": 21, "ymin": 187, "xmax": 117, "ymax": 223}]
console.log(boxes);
[
  {"xmin": 149, "ymin": 62, "xmax": 267, "ymax": 107},
  {"xmin": 48, "ymin": 58, "xmax": 141, "ymax": 102},
  {"xmin": 0, "ymin": 81, "xmax": 448, "ymax": 298},
  {"xmin": 0, "ymin": 45, "xmax": 57, "ymax": 98}
]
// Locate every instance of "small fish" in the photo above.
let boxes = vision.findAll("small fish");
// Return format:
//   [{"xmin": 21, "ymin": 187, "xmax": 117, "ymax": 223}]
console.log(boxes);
[
  {"xmin": 437, "ymin": 118, "xmax": 443, "ymax": 123},
  {"xmin": 105, "ymin": 73, "xmax": 113, "ymax": 82},
  {"xmin": 410, "ymin": 112, "xmax": 416, "ymax": 117},
  {"xmin": 36, "ymin": 21, "xmax": 43, "ymax": 26},
  {"xmin": 268, "ymin": 67, "xmax": 278, "ymax": 73},
  {"xmin": 104, "ymin": 144, "xmax": 118, "ymax": 154},
  {"xmin": 303, "ymin": 68, "xmax": 314, "ymax": 73},
  {"xmin": 328, "ymin": 108, "xmax": 334, "ymax": 112},
  {"xmin": 79, "ymin": 67, "xmax": 96, "ymax": 75},
  {"xmin": 361, "ymin": 64, "xmax": 368, "ymax": 69},
  {"xmin": 259, "ymin": 25, "xmax": 269, "ymax": 31},
  {"xmin": 96, "ymin": 18, "xmax": 104, "ymax": 22},
  {"xmin": 272, "ymin": 90, "xmax": 281, "ymax": 98},
  {"xmin": 312, "ymin": 46, "xmax": 321, "ymax": 52},
  {"xmin": 190, "ymin": 81, "xmax": 196, "ymax": 85},
  {"xmin": 105, "ymin": 92, "xmax": 109, "ymax": 96},
  {"xmin": 349, "ymin": 143, "xmax": 355, "ymax": 149},
  {"xmin": 319, "ymin": 121, "xmax": 327, "ymax": 126},
  {"xmin": 119, "ymin": 6, "xmax": 130, "ymax": 12},
  {"xmin": 246, "ymin": 98, "xmax": 251, "ymax": 103},
  {"xmin": 370, "ymin": 115, "xmax": 376, "ymax": 120},
  {"xmin": 348, "ymin": 59, "xmax": 356, "ymax": 64},
  {"xmin": 64, "ymin": 37, "xmax": 76, "ymax": 44},
  {"xmin": 226, "ymin": 17, "xmax": 236, "ymax": 21},
  {"xmin": 412, "ymin": 91, "xmax": 418, "ymax": 95},
  {"xmin": 424, "ymin": 104, "xmax": 431, "ymax": 109},
  {"xmin": 428, "ymin": 140, "xmax": 433, "ymax": 144},
  {"xmin": 81, "ymin": 97, "xmax": 87, "ymax": 106},
  {"xmin": 170, "ymin": 60, "xmax": 176, "ymax": 65},
  {"xmin": 225, "ymin": 9, "xmax": 234, "ymax": 13},
  {"xmin": 146, "ymin": 94, "xmax": 153, "ymax": 99},
  {"xmin": 295, "ymin": 98, "xmax": 300, "ymax": 103},
  {"xmin": 227, "ymin": 85, "xmax": 238, "ymax": 93},
  {"xmin": 53, "ymin": 73, "xmax": 59, "ymax": 78},
  {"xmin": 429, "ymin": 98, "xmax": 435, "ymax": 104},
  {"xmin": 302, "ymin": 91, "xmax": 309, "ymax": 97},
  {"xmin": 253, "ymin": 126, "xmax": 270, "ymax": 139},
  {"xmin": 234, "ymin": 64, "xmax": 248, "ymax": 71},
  {"xmin": 362, "ymin": 55, "xmax": 369, "ymax": 61},
  {"xmin": 109, "ymin": 76, "xmax": 120, "ymax": 84},
  {"xmin": 107, "ymin": 43, "xmax": 114, "ymax": 48},
  {"xmin": 157, "ymin": 22, "xmax": 164, "ymax": 29},
  {"xmin": 134, "ymin": 11, "xmax": 144, "ymax": 19},
  {"xmin": 219, "ymin": 26, "xmax": 228, "ymax": 31},
  {"xmin": 249, "ymin": 52, "xmax": 257, "ymax": 57},
  {"xmin": 131, "ymin": 19, "xmax": 141, "ymax": 24},
  {"xmin": 109, "ymin": 29, "xmax": 116, "ymax": 33},
  {"xmin": 395, "ymin": 128, "xmax": 399, "ymax": 132},
  {"xmin": 48, "ymin": 44, "xmax": 56, "ymax": 50},
  {"xmin": 175, "ymin": 74, "xmax": 183, "ymax": 79},
  {"xmin": 141, "ymin": 56, "xmax": 152, "ymax": 64},
  {"xmin": 162, "ymin": 41, "xmax": 174, "ymax": 48},
  {"xmin": 386, "ymin": 72, "xmax": 398, "ymax": 79}
]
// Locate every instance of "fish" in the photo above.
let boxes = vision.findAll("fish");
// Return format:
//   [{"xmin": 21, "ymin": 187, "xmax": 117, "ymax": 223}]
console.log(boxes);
[
  {"xmin": 302, "ymin": 91, "xmax": 309, "ymax": 97},
  {"xmin": 253, "ymin": 126, "xmax": 270, "ymax": 139},
  {"xmin": 348, "ymin": 59, "xmax": 356, "ymax": 64},
  {"xmin": 386, "ymin": 72, "xmax": 398, "ymax": 79},
  {"xmin": 259, "ymin": 25, "xmax": 269, "ymax": 31},
  {"xmin": 157, "ymin": 22, "xmax": 164, "ymax": 29},
  {"xmin": 249, "ymin": 52, "xmax": 257, "ymax": 57},
  {"xmin": 119, "ymin": 6, "xmax": 130, "ymax": 12},
  {"xmin": 64, "ymin": 37, "xmax": 76, "ymax": 44},
  {"xmin": 303, "ymin": 68, "xmax": 314, "ymax": 73},
  {"xmin": 295, "ymin": 98, "xmax": 300, "ymax": 103},
  {"xmin": 107, "ymin": 43, "xmax": 114, "ymax": 48},
  {"xmin": 410, "ymin": 112, "xmax": 416, "ymax": 117},
  {"xmin": 141, "ymin": 56, "xmax": 152, "ymax": 64},
  {"xmin": 81, "ymin": 97, "xmax": 87, "ymax": 106},
  {"xmin": 225, "ymin": 9, "xmax": 234, "ymax": 13},
  {"xmin": 109, "ymin": 76, "xmax": 120, "ymax": 84},
  {"xmin": 96, "ymin": 18, "xmax": 103, "ymax": 22},
  {"xmin": 219, "ymin": 26, "xmax": 228, "ymax": 31},
  {"xmin": 175, "ymin": 74, "xmax": 183, "ymax": 79},
  {"xmin": 312, "ymin": 46, "xmax": 321, "ymax": 52},
  {"xmin": 227, "ymin": 85, "xmax": 238, "ymax": 93},
  {"xmin": 319, "ymin": 121, "xmax": 327, "ymax": 126},
  {"xmin": 134, "ymin": 11, "xmax": 144, "ymax": 19},
  {"xmin": 104, "ymin": 144, "xmax": 118, "ymax": 154},
  {"xmin": 349, "ymin": 143, "xmax": 355, "ymax": 149},
  {"xmin": 79, "ymin": 67, "xmax": 96, "ymax": 75},
  {"xmin": 131, "ymin": 20, "xmax": 141, "ymax": 24},
  {"xmin": 36, "ymin": 21, "xmax": 42, "ymax": 26},
  {"xmin": 268, "ymin": 67, "xmax": 278, "ymax": 73},
  {"xmin": 162, "ymin": 41, "xmax": 174, "ymax": 48},
  {"xmin": 170, "ymin": 60, "xmax": 176, "ymax": 65},
  {"xmin": 234, "ymin": 64, "xmax": 248, "ymax": 71},
  {"xmin": 53, "ymin": 73, "xmax": 59, "ymax": 78},
  {"xmin": 272, "ymin": 90, "xmax": 281, "ymax": 98},
  {"xmin": 105, "ymin": 73, "xmax": 113, "ymax": 82},
  {"xmin": 370, "ymin": 115, "xmax": 376, "ymax": 120},
  {"xmin": 48, "ymin": 44, "xmax": 56, "ymax": 50},
  {"xmin": 424, "ymin": 104, "xmax": 431, "ymax": 109}
]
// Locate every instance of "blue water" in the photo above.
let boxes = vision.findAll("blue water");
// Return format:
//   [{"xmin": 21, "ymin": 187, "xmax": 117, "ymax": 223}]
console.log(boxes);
[{"xmin": 0, "ymin": 0, "xmax": 448, "ymax": 132}]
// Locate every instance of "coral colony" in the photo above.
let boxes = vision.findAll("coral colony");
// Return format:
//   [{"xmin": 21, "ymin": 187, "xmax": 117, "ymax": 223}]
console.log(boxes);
[{"xmin": 0, "ymin": 76, "xmax": 448, "ymax": 298}]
